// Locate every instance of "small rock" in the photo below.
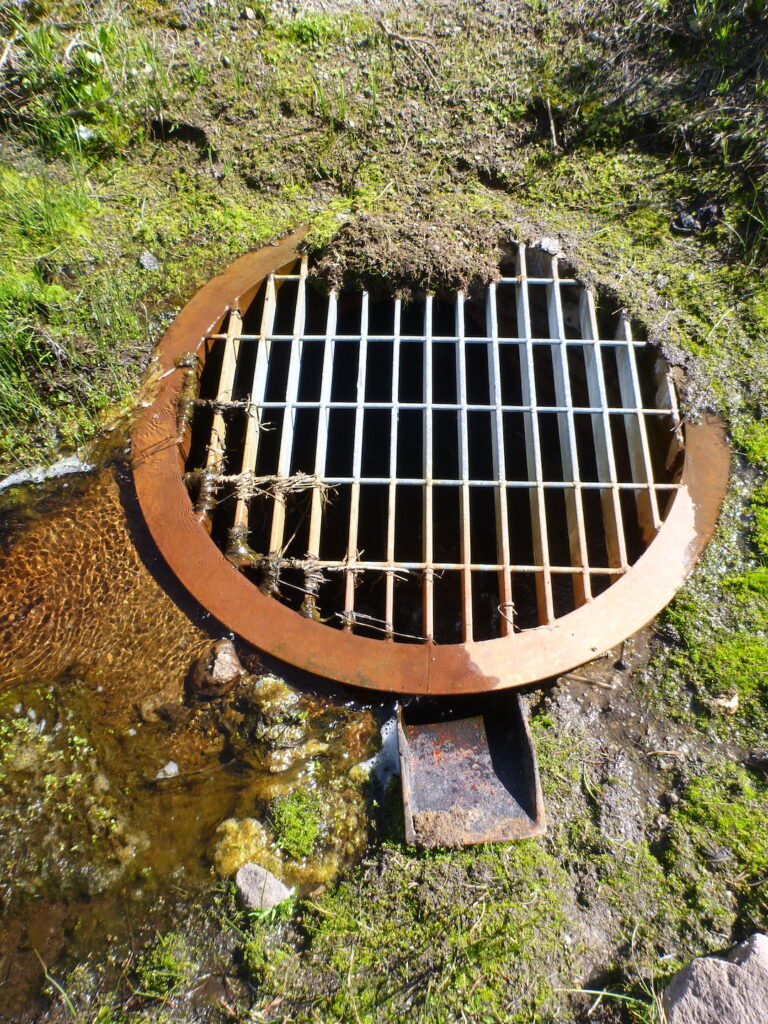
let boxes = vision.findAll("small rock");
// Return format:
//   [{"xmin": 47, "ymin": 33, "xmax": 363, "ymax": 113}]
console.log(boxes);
[
  {"xmin": 187, "ymin": 639, "xmax": 245, "ymax": 699},
  {"xmin": 663, "ymin": 941, "xmax": 768, "ymax": 1024},
  {"xmin": 139, "ymin": 251, "xmax": 161, "ymax": 271},
  {"xmin": 671, "ymin": 198, "xmax": 724, "ymax": 235},
  {"xmin": 745, "ymin": 749, "xmax": 768, "ymax": 776},
  {"xmin": 712, "ymin": 693, "xmax": 739, "ymax": 714},
  {"xmin": 727, "ymin": 934, "xmax": 768, "ymax": 985},
  {"xmin": 137, "ymin": 683, "xmax": 184, "ymax": 722},
  {"xmin": 156, "ymin": 760, "xmax": 179, "ymax": 779},
  {"xmin": 155, "ymin": 703, "xmax": 191, "ymax": 728},
  {"xmin": 537, "ymin": 236, "xmax": 561, "ymax": 256},
  {"xmin": 703, "ymin": 844, "xmax": 732, "ymax": 868},
  {"xmin": 240, "ymin": 6, "xmax": 256, "ymax": 18},
  {"xmin": 235, "ymin": 862, "xmax": 291, "ymax": 910}
]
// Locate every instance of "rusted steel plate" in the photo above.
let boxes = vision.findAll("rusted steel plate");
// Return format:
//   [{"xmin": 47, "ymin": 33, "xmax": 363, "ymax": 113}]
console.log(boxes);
[
  {"xmin": 397, "ymin": 695, "xmax": 545, "ymax": 847},
  {"xmin": 131, "ymin": 235, "xmax": 731, "ymax": 696}
]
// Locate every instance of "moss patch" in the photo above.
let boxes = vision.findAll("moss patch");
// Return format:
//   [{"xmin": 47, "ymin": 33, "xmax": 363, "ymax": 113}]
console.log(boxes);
[
  {"xmin": 248, "ymin": 841, "xmax": 581, "ymax": 1024},
  {"xmin": 269, "ymin": 788, "xmax": 323, "ymax": 860}
]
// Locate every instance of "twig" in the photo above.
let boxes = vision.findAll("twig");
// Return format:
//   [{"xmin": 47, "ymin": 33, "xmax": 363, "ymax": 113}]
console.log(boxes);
[
  {"xmin": 33, "ymin": 951, "xmax": 79, "ymax": 1020},
  {"xmin": 545, "ymin": 96, "xmax": 559, "ymax": 150},
  {"xmin": 561, "ymin": 672, "xmax": 614, "ymax": 690},
  {"xmin": 0, "ymin": 34, "xmax": 20, "ymax": 72}
]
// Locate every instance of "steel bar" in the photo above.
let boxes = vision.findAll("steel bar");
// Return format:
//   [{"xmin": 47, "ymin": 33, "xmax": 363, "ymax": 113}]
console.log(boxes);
[
  {"xmin": 204, "ymin": 308, "xmax": 242, "ymax": 479},
  {"xmin": 385, "ymin": 299, "xmax": 402, "ymax": 640},
  {"xmin": 265, "ymin": 273, "xmax": 579, "ymax": 286},
  {"xmin": 579, "ymin": 290, "xmax": 627, "ymax": 571},
  {"xmin": 319, "ymin": 478, "xmax": 680, "ymax": 489},
  {"xmin": 306, "ymin": 560, "xmax": 626, "ymax": 574},
  {"xmin": 232, "ymin": 274, "xmax": 277, "ymax": 532},
  {"xmin": 485, "ymin": 285, "xmax": 513, "ymax": 634},
  {"xmin": 269, "ymin": 255, "xmax": 309, "ymax": 554},
  {"xmin": 208, "ymin": 332, "xmax": 649, "ymax": 348},
  {"xmin": 455, "ymin": 292, "xmax": 474, "ymax": 641},
  {"xmin": 343, "ymin": 291, "xmax": 370, "ymax": 628},
  {"xmin": 248, "ymin": 401, "xmax": 676, "ymax": 414},
  {"xmin": 653, "ymin": 355, "xmax": 684, "ymax": 473},
  {"xmin": 422, "ymin": 295, "xmax": 435, "ymax": 641},
  {"xmin": 547, "ymin": 259, "xmax": 591, "ymax": 604},
  {"xmin": 307, "ymin": 290, "xmax": 338, "ymax": 557},
  {"xmin": 517, "ymin": 243, "xmax": 554, "ymax": 624},
  {"xmin": 615, "ymin": 312, "xmax": 661, "ymax": 541}
]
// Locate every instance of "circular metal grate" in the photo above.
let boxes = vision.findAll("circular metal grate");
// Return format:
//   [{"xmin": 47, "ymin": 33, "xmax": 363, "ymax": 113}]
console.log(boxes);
[{"xmin": 132, "ymin": 231, "xmax": 729, "ymax": 694}]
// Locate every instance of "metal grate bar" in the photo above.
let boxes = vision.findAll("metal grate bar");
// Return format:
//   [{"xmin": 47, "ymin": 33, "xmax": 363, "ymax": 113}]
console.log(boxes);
[
  {"xmin": 320, "ymin": 478, "xmax": 680, "ymax": 490},
  {"xmin": 233, "ymin": 275, "xmax": 277, "ymax": 532},
  {"xmin": 306, "ymin": 290, "xmax": 338, "ymax": 591},
  {"xmin": 455, "ymin": 292, "xmax": 474, "ymax": 642},
  {"xmin": 250, "ymin": 401, "xmax": 671, "ymax": 413},
  {"xmin": 654, "ymin": 356, "xmax": 685, "ymax": 473},
  {"xmin": 269, "ymin": 255, "xmax": 309, "ymax": 554},
  {"xmin": 517, "ymin": 243, "xmax": 554, "ymax": 624},
  {"xmin": 204, "ymin": 309, "xmax": 242, "ymax": 482},
  {"xmin": 343, "ymin": 291, "xmax": 370, "ymax": 628},
  {"xmin": 485, "ymin": 285, "xmax": 513, "ymax": 634},
  {"xmin": 385, "ymin": 299, "xmax": 402, "ymax": 640},
  {"xmin": 579, "ymin": 290, "xmax": 628, "ymax": 571},
  {"xmin": 423, "ymin": 295, "xmax": 435, "ymax": 641},
  {"xmin": 615, "ymin": 312, "xmax": 661, "ymax": 540},
  {"xmin": 312, "ymin": 560, "xmax": 626, "ymax": 573},
  {"xmin": 208, "ymin": 332, "xmax": 650, "ymax": 348},
  {"xmin": 548, "ymin": 261, "xmax": 591, "ymax": 604}
]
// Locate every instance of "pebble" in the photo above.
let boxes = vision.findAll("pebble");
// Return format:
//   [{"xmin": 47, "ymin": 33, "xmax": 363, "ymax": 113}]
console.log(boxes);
[
  {"xmin": 138, "ymin": 251, "xmax": 161, "ymax": 271},
  {"xmin": 156, "ymin": 761, "xmax": 180, "ymax": 779},
  {"xmin": 235, "ymin": 862, "xmax": 292, "ymax": 910}
]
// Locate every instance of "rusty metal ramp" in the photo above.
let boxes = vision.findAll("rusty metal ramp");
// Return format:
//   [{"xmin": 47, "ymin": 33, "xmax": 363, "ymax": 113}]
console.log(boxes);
[{"xmin": 397, "ymin": 694, "xmax": 545, "ymax": 848}]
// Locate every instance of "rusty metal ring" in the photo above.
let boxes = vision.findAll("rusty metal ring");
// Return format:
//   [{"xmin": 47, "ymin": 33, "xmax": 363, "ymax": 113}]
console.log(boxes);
[{"xmin": 131, "ymin": 232, "xmax": 730, "ymax": 695}]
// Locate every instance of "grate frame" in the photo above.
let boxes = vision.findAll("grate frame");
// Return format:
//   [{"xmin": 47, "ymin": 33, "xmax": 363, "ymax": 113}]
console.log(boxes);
[{"xmin": 132, "ymin": 230, "xmax": 730, "ymax": 695}]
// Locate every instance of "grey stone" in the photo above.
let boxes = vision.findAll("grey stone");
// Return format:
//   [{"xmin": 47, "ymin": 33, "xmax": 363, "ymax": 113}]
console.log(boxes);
[
  {"xmin": 187, "ymin": 639, "xmax": 245, "ymax": 698},
  {"xmin": 537, "ymin": 236, "xmax": 561, "ymax": 256},
  {"xmin": 235, "ymin": 862, "xmax": 291, "ymax": 910},
  {"xmin": 138, "ymin": 250, "xmax": 161, "ymax": 271},
  {"xmin": 156, "ymin": 760, "xmax": 179, "ymax": 779},
  {"xmin": 727, "ymin": 933, "xmax": 768, "ymax": 986},
  {"xmin": 662, "ymin": 954, "xmax": 768, "ymax": 1024}
]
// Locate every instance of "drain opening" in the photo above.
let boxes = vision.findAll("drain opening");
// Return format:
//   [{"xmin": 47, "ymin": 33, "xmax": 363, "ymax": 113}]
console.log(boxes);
[
  {"xmin": 132, "ymin": 230, "xmax": 728, "ymax": 694},
  {"xmin": 182, "ymin": 244, "xmax": 684, "ymax": 645}
]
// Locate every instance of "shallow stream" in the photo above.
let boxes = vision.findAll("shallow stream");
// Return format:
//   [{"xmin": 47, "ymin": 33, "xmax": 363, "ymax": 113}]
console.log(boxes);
[{"xmin": 0, "ymin": 460, "xmax": 383, "ymax": 1019}]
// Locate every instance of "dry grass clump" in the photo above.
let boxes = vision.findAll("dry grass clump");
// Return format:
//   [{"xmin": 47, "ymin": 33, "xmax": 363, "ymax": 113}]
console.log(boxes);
[{"xmin": 310, "ymin": 213, "xmax": 503, "ymax": 300}]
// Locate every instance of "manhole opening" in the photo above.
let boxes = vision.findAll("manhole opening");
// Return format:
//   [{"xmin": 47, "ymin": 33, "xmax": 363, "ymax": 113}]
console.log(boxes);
[{"xmin": 181, "ymin": 243, "xmax": 685, "ymax": 646}]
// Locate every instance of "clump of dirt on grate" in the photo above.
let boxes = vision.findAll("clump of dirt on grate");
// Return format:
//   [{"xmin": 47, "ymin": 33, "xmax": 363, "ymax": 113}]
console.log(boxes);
[{"xmin": 309, "ymin": 214, "xmax": 502, "ymax": 300}]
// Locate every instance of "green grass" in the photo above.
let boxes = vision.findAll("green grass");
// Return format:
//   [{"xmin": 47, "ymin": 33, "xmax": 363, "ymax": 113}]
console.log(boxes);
[
  {"xmin": 134, "ymin": 931, "xmax": 196, "ymax": 997},
  {"xmin": 2, "ymin": 19, "xmax": 166, "ymax": 159}
]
